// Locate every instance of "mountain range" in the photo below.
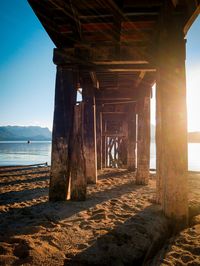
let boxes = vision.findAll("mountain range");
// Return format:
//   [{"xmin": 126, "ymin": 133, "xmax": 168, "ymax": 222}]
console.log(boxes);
[
  {"xmin": 0, "ymin": 125, "xmax": 199, "ymax": 143},
  {"xmin": 0, "ymin": 126, "xmax": 52, "ymax": 141},
  {"xmin": 150, "ymin": 125, "xmax": 200, "ymax": 143}
]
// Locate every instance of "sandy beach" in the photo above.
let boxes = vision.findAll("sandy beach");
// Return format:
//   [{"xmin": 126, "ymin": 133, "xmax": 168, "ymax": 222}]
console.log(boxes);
[{"xmin": 0, "ymin": 167, "xmax": 200, "ymax": 265}]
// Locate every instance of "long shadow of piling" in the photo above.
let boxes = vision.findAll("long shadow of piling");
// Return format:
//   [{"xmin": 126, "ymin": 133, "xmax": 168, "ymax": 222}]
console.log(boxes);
[
  {"xmin": 0, "ymin": 180, "xmax": 141, "ymax": 231},
  {"xmin": 0, "ymin": 175, "xmax": 49, "ymax": 187},
  {"xmin": 3, "ymin": 168, "xmax": 197, "ymax": 265},
  {"xmin": 0, "ymin": 169, "xmax": 148, "ymax": 240},
  {"xmin": 63, "ymin": 205, "xmax": 170, "ymax": 266}
]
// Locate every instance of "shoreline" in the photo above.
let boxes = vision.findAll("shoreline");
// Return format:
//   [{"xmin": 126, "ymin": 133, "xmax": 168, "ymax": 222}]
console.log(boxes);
[{"xmin": 1, "ymin": 164, "xmax": 200, "ymax": 175}]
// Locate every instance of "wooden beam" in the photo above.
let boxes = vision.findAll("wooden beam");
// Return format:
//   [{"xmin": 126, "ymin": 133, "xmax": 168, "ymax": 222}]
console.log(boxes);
[
  {"xmin": 101, "ymin": 112, "xmax": 126, "ymax": 114},
  {"xmin": 184, "ymin": 3, "xmax": 200, "ymax": 34},
  {"xmin": 84, "ymin": 64, "xmax": 155, "ymax": 72},
  {"xmin": 124, "ymin": 0, "xmax": 163, "ymax": 7},
  {"xmin": 89, "ymin": 72, "xmax": 100, "ymax": 89},
  {"xmin": 171, "ymin": 0, "xmax": 179, "ymax": 7},
  {"xmin": 53, "ymin": 45, "xmax": 149, "ymax": 64},
  {"xmin": 48, "ymin": 0, "xmax": 82, "ymax": 41},
  {"xmin": 93, "ymin": 60, "xmax": 148, "ymax": 64},
  {"xmin": 28, "ymin": 0, "xmax": 64, "ymax": 47},
  {"xmin": 80, "ymin": 14, "xmax": 158, "ymax": 23},
  {"xmin": 135, "ymin": 71, "xmax": 146, "ymax": 87},
  {"xmin": 102, "ymin": 133, "xmax": 126, "ymax": 137},
  {"xmin": 95, "ymin": 86, "xmax": 151, "ymax": 102}
]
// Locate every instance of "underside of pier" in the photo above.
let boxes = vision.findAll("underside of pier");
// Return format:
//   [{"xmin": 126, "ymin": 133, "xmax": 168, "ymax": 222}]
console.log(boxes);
[{"xmin": 28, "ymin": 0, "xmax": 200, "ymax": 227}]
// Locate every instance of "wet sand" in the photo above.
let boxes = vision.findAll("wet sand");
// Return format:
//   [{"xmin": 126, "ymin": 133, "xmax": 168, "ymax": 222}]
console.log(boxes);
[{"xmin": 0, "ymin": 167, "xmax": 200, "ymax": 265}]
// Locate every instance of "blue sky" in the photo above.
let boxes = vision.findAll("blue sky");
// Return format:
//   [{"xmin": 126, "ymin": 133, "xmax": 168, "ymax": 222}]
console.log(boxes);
[
  {"xmin": 0, "ymin": 1, "xmax": 55, "ymax": 130},
  {"xmin": 0, "ymin": 1, "xmax": 200, "ymax": 131}
]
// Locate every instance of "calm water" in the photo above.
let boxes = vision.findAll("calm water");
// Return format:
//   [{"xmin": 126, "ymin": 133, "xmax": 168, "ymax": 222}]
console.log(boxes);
[
  {"xmin": 0, "ymin": 141, "xmax": 51, "ymax": 166},
  {"xmin": 0, "ymin": 141, "xmax": 200, "ymax": 171},
  {"xmin": 150, "ymin": 142, "xmax": 200, "ymax": 171}
]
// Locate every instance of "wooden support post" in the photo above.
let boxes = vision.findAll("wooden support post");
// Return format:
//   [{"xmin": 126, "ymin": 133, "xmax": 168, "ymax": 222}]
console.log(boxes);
[
  {"xmin": 71, "ymin": 104, "xmax": 87, "ymax": 201},
  {"xmin": 102, "ymin": 136, "xmax": 106, "ymax": 168},
  {"xmin": 157, "ymin": 8, "xmax": 188, "ymax": 226},
  {"xmin": 96, "ymin": 106, "xmax": 102, "ymax": 170},
  {"xmin": 155, "ymin": 83, "xmax": 163, "ymax": 204},
  {"xmin": 82, "ymin": 86, "xmax": 97, "ymax": 184},
  {"xmin": 102, "ymin": 116, "xmax": 106, "ymax": 168},
  {"xmin": 118, "ymin": 137, "xmax": 127, "ymax": 168},
  {"xmin": 127, "ymin": 104, "xmax": 136, "ymax": 171},
  {"xmin": 49, "ymin": 65, "xmax": 77, "ymax": 201},
  {"xmin": 136, "ymin": 96, "xmax": 150, "ymax": 185},
  {"xmin": 100, "ymin": 112, "xmax": 105, "ymax": 168}
]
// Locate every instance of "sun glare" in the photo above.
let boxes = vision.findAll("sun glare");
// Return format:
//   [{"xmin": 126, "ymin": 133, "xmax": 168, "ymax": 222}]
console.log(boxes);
[{"xmin": 186, "ymin": 67, "xmax": 200, "ymax": 132}]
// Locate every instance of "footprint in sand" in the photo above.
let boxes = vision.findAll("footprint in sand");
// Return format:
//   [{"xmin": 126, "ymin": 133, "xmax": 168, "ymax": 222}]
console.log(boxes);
[
  {"xmin": 90, "ymin": 212, "xmax": 107, "ymax": 221},
  {"xmin": 121, "ymin": 203, "xmax": 133, "ymax": 211},
  {"xmin": 109, "ymin": 199, "xmax": 119, "ymax": 206},
  {"xmin": 79, "ymin": 221, "xmax": 94, "ymax": 230},
  {"xmin": 77, "ymin": 243, "xmax": 88, "ymax": 250},
  {"xmin": 11, "ymin": 238, "xmax": 31, "ymax": 260},
  {"xmin": 91, "ymin": 208, "xmax": 106, "ymax": 214},
  {"xmin": 107, "ymin": 214, "xmax": 116, "ymax": 219}
]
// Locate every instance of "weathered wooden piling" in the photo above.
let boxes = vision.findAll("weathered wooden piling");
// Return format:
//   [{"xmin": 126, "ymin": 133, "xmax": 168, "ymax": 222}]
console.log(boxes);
[
  {"xmin": 71, "ymin": 104, "xmax": 87, "ymax": 201},
  {"xmin": 136, "ymin": 95, "xmax": 150, "ymax": 185},
  {"xmin": 157, "ymin": 7, "xmax": 188, "ymax": 226},
  {"xmin": 96, "ymin": 105, "xmax": 102, "ymax": 170},
  {"xmin": 127, "ymin": 103, "xmax": 136, "ymax": 171},
  {"xmin": 82, "ymin": 86, "xmax": 97, "ymax": 184},
  {"xmin": 49, "ymin": 53, "xmax": 77, "ymax": 201}
]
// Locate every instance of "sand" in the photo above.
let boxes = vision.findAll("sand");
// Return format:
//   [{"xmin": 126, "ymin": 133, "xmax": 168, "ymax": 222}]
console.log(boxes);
[{"xmin": 0, "ymin": 167, "xmax": 200, "ymax": 266}]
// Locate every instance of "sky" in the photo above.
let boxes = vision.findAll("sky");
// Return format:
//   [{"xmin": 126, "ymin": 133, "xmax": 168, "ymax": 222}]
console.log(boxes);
[
  {"xmin": 0, "ymin": 1, "xmax": 55, "ymax": 130},
  {"xmin": 150, "ymin": 14, "xmax": 200, "ymax": 132},
  {"xmin": 0, "ymin": 1, "xmax": 200, "ymax": 131}
]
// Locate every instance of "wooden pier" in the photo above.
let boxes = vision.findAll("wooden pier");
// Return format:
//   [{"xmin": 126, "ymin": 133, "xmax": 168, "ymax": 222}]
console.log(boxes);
[{"xmin": 28, "ymin": 0, "xmax": 200, "ymax": 228}]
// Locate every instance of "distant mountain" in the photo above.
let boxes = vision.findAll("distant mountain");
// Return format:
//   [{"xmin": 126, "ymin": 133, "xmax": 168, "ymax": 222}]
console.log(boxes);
[
  {"xmin": 151, "ymin": 127, "xmax": 200, "ymax": 143},
  {"xmin": 149, "ymin": 126, "xmax": 200, "ymax": 143},
  {"xmin": 2, "ymin": 125, "xmax": 196, "ymax": 142},
  {"xmin": 188, "ymin": 132, "xmax": 200, "ymax": 143},
  {"xmin": 0, "ymin": 126, "xmax": 52, "ymax": 141}
]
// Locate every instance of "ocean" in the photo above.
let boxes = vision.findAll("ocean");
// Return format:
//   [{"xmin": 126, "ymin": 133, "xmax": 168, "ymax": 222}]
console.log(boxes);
[{"xmin": 0, "ymin": 141, "xmax": 200, "ymax": 171}]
